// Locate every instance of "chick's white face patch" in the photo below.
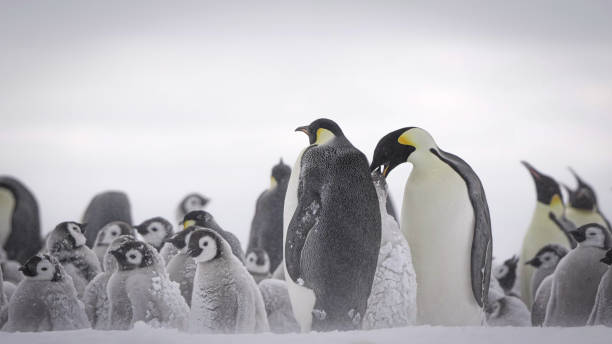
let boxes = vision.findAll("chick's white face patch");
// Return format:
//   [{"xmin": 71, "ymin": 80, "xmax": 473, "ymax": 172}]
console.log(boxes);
[
  {"xmin": 493, "ymin": 265, "xmax": 508, "ymax": 279},
  {"xmin": 195, "ymin": 236, "xmax": 217, "ymax": 263},
  {"xmin": 100, "ymin": 224, "xmax": 121, "ymax": 245},
  {"xmin": 539, "ymin": 252, "xmax": 559, "ymax": 268},
  {"xmin": 246, "ymin": 252, "xmax": 270, "ymax": 274},
  {"xmin": 67, "ymin": 223, "xmax": 86, "ymax": 247},
  {"xmin": 584, "ymin": 226, "xmax": 606, "ymax": 248},
  {"xmin": 34, "ymin": 259, "xmax": 55, "ymax": 281},
  {"xmin": 144, "ymin": 222, "xmax": 167, "ymax": 246},
  {"xmin": 185, "ymin": 196, "xmax": 203, "ymax": 212},
  {"xmin": 125, "ymin": 248, "xmax": 143, "ymax": 266}
]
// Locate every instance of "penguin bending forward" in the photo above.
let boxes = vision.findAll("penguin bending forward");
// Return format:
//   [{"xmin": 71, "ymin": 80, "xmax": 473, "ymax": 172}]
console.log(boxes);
[
  {"xmin": 285, "ymin": 119, "xmax": 381, "ymax": 332},
  {"xmin": 370, "ymin": 127, "xmax": 492, "ymax": 326}
]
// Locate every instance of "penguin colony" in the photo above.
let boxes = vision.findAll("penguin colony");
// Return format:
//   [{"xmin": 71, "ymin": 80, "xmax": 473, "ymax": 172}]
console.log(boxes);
[{"xmin": 1, "ymin": 117, "xmax": 612, "ymax": 333}]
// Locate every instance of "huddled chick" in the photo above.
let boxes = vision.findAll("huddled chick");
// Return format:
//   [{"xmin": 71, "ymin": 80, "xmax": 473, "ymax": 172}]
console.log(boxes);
[
  {"xmin": 245, "ymin": 248, "xmax": 272, "ymax": 283},
  {"xmin": 134, "ymin": 217, "xmax": 176, "ymax": 264},
  {"xmin": 92, "ymin": 221, "xmax": 135, "ymax": 267}
]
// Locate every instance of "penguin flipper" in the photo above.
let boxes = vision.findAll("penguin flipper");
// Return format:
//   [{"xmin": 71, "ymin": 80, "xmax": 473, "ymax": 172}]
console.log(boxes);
[
  {"xmin": 432, "ymin": 149, "xmax": 492, "ymax": 308},
  {"xmin": 548, "ymin": 212, "xmax": 578, "ymax": 249}
]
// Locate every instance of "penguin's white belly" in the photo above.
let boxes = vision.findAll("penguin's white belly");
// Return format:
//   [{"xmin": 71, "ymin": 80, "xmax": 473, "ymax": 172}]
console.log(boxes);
[
  {"xmin": 0, "ymin": 188, "xmax": 15, "ymax": 248},
  {"xmin": 283, "ymin": 147, "xmax": 316, "ymax": 332},
  {"xmin": 401, "ymin": 169, "xmax": 481, "ymax": 326}
]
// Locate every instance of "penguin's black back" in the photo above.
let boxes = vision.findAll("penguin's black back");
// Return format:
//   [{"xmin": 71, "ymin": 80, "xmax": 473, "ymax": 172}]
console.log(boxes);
[{"xmin": 82, "ymin": 191, "xmax": 132, "ymax": 247}]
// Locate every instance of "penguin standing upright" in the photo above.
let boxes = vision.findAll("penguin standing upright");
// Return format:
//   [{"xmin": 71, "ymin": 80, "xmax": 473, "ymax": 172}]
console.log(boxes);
[
  {"xmin": 0, "ymin": 176, "xmax": 42, "ymax": 264},
  {"xmin": 564, "ymin": 168, "xmax": 611, "ymax": 231},
  {"xmin": 588, "ymin": 248, "xmax": 612, "ymax": 326},
  {"xmin": 92, "ymin": 221, "xmax": 135, "ymax": 267},
  {"xmin": 176, "ymin": 193, "xmax": 209, "ymax": 223},
  {"xmin": 82, "ymin": 191, "xmax": 132, "ymax": 247},
  {"xmin": 284, "ymin": 119, "xmax": 381, "ymax": 332},
  {"xmin": 370, "ymin": 127, "xmax": 492, "ymax": 326},
  {"xmin": 247, "ymin": 159, "xmax": 291, "ymax": 272},
  {"xmin": 493, "ymin": 255, "xmax": 519, "ymax": 296},
  {"xmin": 181, "ymin": 210, "xmax": 245, "ymax": 263},
  {"xmin": 525, "ymin": 244, "xmax": 569, "ymax": 301},
  {"xmin": 517, "ymin": 162, "xmax": 570, "ymax": 307}
]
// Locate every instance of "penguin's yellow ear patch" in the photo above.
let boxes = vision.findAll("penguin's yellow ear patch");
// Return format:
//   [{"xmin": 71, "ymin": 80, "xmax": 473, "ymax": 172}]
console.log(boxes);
[
  {"xmin": 270, "ymin": 176, "xmax": 278, "ymax": 189},
  {"xmin": 398, "ymin": 131, "xmax": 416, "ymax": 147},
  {"xmin": 315, "ymin": 128, "xmax": 335, "ymax": 145},
  {"xmin": 550, "ymin": 194, "xmax": 562, "ymax": 208}
]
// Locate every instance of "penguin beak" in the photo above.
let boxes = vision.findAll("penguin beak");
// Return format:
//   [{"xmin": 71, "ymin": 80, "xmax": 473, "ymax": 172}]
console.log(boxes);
[
  {"xmin": 295, "ymin": 126, "xmax": 309, "ymax": 135},
  {"xmin": 524, "ymin": 258, "xmax": 540, "ymax": 267},
  {"xmin": 183, "ymin": 220, "xmax": 196, "ymax": 229},
  {"xmin": 521, "ymin": 161, "xmax": 541, "ymax": 181}
]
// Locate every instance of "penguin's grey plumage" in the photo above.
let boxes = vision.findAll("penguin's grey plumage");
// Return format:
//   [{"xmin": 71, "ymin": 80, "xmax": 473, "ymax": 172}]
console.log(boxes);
[
  {"xmin": 247, "ymin": 159, "xmax": 291, "ymax": 273},
  {"xmin": 134, "ymin": 217, "xmax": 175, "ymax": 254},
  {"xmin": 370, "ymin": 127, "xmax": 491, "ymax": 325},
  {"xmin": 258, "ymin": 278, "xmax": 299, "ymax": 333},
  {"xmin": 531, "ymin": 274, "xmax": 553, "ymax": 326},
  {"xmin": 0, "ymin": 176, "xmax": 42, "ymax": 264},
  {"xmin": 176, "ymin": 193, "xmax": 209, "ymax": 223},
  {"xmin": 92, "ymin": 221, "xmax": 135, "ymax": 268},
  {"xmin": 588, "ymin": 248, "xmax": 612, "ymax": 326},
  {"xmin": 107, "ymin": 240, "xmax": 188, "ymax": 330},
  {"xmin": 492, "ymin": 255, "xmax": 519, "ymax": 296},
  {"xmin": 544, "ymin": 223, "xmax": 611, "ymax": 326},
  {"xmin": 245, "ymin": 248, "xmax": 272, "ymax": 283},
  {"xmin": 182, "ymin": 210, "xmax": 245, "ymax": 263},
  {"xmin": 187, "ymin": 228, "xmax": 269, "ymax": 334},
  {"xmin": 165, "ymin": 227, "xmax": 198, "ymax": 306},
  {"xmin": 286, "ymin": 119, "xmax": 381, "ymax": 331},
  {"xmin": 82, "ymin": 191, "xmax": 132, "ymax": 247},
  {"xmin": 1, "ymin": 254, "xmax": 90, "ymax": 332},
  {"xmin": 46, "ymin": 222, "xmax": 102, "ymax": 298},
  {"xmin": 525, "ymin": 244, "xmax": 568, "ymax": 302},
  {"xmin": 485, "ymin": 277, "xmax": 530, "ymax": 327}
]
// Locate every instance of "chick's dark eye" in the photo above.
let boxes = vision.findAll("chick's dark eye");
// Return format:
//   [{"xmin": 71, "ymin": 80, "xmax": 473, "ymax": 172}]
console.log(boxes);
[
  {"xmin": 129, "ymin": 254, "xmax": 136, "ymax": 259},
  {"xmin": 41, "ymin": 267, "xmax": 48, "ymax": 271},
  {"xmin": 152, "ymin": 228, "xmax": 158, "ymax": 232},
  {"xmin": 203, "ymin": 241, "xmax": 208, "ymax": 246}
]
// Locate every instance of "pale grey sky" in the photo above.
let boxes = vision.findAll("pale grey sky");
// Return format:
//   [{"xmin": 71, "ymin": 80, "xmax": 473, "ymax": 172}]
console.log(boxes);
[{"xmin": 1, "ymin": 1, "xmax": 611, "ymax": 259}]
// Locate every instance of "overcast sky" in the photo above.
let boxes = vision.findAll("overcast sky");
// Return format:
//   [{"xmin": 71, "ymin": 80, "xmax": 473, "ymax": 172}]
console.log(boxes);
[{"xmin": 1, "ymin": 1, "xmax": 611, "ymax": 260}]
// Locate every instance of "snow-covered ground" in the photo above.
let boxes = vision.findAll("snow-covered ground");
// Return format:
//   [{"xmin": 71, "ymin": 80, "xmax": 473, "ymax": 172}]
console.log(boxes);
[{"xmin": 1, "ymin": 323, "xmax": 610, "ymax": 344}]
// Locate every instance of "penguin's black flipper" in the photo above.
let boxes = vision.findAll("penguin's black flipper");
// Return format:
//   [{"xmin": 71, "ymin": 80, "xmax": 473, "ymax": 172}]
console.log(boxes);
[
  {"xmin": 548, "ymin": 212, "xmax": 578, "ymax": 249},
  {"xmin": 431, "ymin": 149, "xmax": 492, "ymax": 308}
]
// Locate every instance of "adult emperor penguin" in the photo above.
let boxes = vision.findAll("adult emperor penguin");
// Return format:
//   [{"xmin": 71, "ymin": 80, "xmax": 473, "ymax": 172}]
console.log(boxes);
[
  {"xmin": 563, "ymin": 168, "xmax": 611, "ymax": 231},
  {"xmin": 247, "ymin": 159, "xmax": 291, "ymax": 272},
  {"xmin": 370, "ymin": 127, "xmax": 492, "ymax": 326},
  {"xmin": 0, "ymin": 176, "xmax": 42, "ymax": 264},
  {"xmin": 588, "ymin": 248, "xmax": 612, "ymax": 326},
  {"xmin": 517, "ymin": 162, "xmax": 569, "ymax": 307},
  {"xmin": 82, "ymin": 191, "xmax": 132, "ymax": 247},
  {"xmin": 285, "ymin": 118, "xmax": 381, "ymax": 332}
]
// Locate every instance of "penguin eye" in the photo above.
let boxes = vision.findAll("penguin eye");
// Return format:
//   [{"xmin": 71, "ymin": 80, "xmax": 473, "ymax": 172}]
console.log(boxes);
[
  {"xmin": 152, "ymin": 227, "xmax": 158, "ymax": 232},
  {"xmin": 249, "ymin": 257, "xmax": 254, "ymax": 262},
  {"xmin": 41, "ymin": 267, "xmax": 48, "ymax": 271},
  {"xmin": 203, "ymin": 241, "xmax": 208, "ymax": 247},
  {"xmin": 129, "ymin": 254, "xmax": 136, "ymax": 259}
]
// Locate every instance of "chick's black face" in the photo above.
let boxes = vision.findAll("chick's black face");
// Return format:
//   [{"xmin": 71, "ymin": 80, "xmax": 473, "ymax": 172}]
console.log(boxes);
[
  {"xmin": 602, "ymin": 249, "xmax": 612, "ymax": 265},
  {"xmin": 295, "ymin": 118, "xmax": 344, "ymax": 145},
  {"xmin": 109, "ymin": 241, "xmax": 154, "ymax": 271},
  {"xmin": 521, "ymin": 161, "xmax": 561, "ymax": 205},
  {"xmin": 370, "ymin": 128, "xmax": 416, "ymax": 178},
  {"xmin": 19, "ymin": 255, "xmax": 42, "ymax": 277},
  {"xmin": 166, "ymin": 226, "xmax": 196, "ymax": 249}
]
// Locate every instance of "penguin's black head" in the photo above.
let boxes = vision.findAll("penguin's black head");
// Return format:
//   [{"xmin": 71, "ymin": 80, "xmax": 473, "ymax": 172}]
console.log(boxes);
[
  {"xmin": 370, "ymin": 127, "xmax": 417, "ymax": 177},
  {"xmin": 526, "ymin": 244, "xmax": 568, "ymax": 268},
  {"xmin": 295, "ymin": 118, "xmax": 344, "ymax": 145},
  {"xmin": 180, "ymin": 193, "xmax": 210, "ymax": 215},
  {"xmin": 521, "ymin": 161, "xmax": 562, "ymax": 206},
  {"xmin": 135, "ymin": 217, "xmax": 174, "ymax": 249},
  {"xmin": 245, "ymin": 248, "xmax": 271, "ymax": 274},
  {"xmin": 109, "ymin": 241, "xmax": 155, "ymax": 271},
  {"xmin": 601, "ymin": 249, "xmax": 612, "ymax": 265},
  {"xmin": 181, "ymin": 210, "xmax": 214, "ymax": 229},
  {"xmin": 47, "ymin": 221, "xmax": 87, "ymax": 253},
  {"xmin": 271, "ymin": 159, "xmax": 291, "ymax": 185},
  {"xmin": 187, "ymin": 228, "xmax": 223, "ymax": 263},
  {"xmin": 565, "ymin": 168, "xmax": 597, "ymax": 210},
  {"xmin": 569, "ymin": 223, "xmax": 610, "ymax": 249},
  {"xmin": 19, "ymin": 254, "xmax": 63, "ymax": 281},
  {"xmin": 165, "ymin": 226, "xmax": 197, "ymax": 250}
]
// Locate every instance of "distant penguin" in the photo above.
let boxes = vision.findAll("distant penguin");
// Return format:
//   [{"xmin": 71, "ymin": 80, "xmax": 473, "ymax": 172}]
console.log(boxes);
[
  {"xmin": 563, "ymin": 168, "xmax": 611, "ymax": 231},
  {"xmin": 588, "ymin": 248, "xmax": 612, "ymax": 326},
  {"xmin": 485, "ymin": 277, "xmax": 530, "ymax": 327},
  {"xmin": 107, "ymin": 240, "xmax": 188, "ymax": 330},
  {"xmin": 82, "ymin": 191, "xmax": 132, "ymax": 247},
  {"xmin": 247, "ymin": 159, "xmax": 291, "ymax": 273},
  {"xmin": 46, "ymin": 222, "xmax": 102, "ymax": 298},
  {"xmin": 258, "ymin": 278, "xmax": 300, "ymax": 333},
  {"xmin": 165, "ymin": 227, "xmax": 198, "ymax": 306},
  {"xmin": 92, "ymin": 221, "xmax": 135, "ymax": 267},
  {"xmin": 1, "ymin": 254, "xmax": 90, "ymax": 332},
  {"xmin": 83, "ymin": 235, "xmax": 135, "ymax": 329},
  {"xmin": 517, "ymin": 162, "xmax": 569, "ymax": 308},
  {"xmin": 181, "ymin": 210, "xmax": 245, "ymax": 263},
  {"xmin": 187, "ymin": 228, "xmax": 269, "ymax": 334},
  {"xmin": 363, "ymin": 171, "xmax": 417, "ymax": 330},
  {"xmin": 370, "ymin": 127, "xmax": 492, "ymax": 326},
  {"xmin": 176, "ymin": 193, "xmax": 209, "ymax": 223},
  {"xmin": 285, "ymin": 119, "xmax": 381, "ymax": 331},
  {"xmin": 544, "ymin": 223, "xmax": 611, "ymax": 327},
  {"xmin": 493, "ymin": 255, "xmax": 519, "ymax": 296},
  {"xmin": 245, "ymin": 248, "xmax": 272, "ymax": 283},
  {"xmin": 0, "ymin": 176, "xmax": 42, "ymax": 264},
  {"xmin": 134, "ymin": 217, "xmax": 175, "ymax": 253},
  {"xmin": 525, "ymin": 244, "xmax": 568, "ymax": 302}
]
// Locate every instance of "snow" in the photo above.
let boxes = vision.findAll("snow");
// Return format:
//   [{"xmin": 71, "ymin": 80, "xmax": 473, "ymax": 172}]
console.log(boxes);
[{"xmin": 0, "ymin": 324, "xmax": 610, "ymax": 344}]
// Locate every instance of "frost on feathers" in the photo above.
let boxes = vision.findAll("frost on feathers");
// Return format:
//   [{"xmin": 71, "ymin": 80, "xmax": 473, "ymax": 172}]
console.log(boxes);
[
  {"xmin": 258, "ymin": 279, "xmax": 299, "ymax": 333},
  {"xmin": 363, "ymin": 173, "xmax": 417, "ymax": 330}
]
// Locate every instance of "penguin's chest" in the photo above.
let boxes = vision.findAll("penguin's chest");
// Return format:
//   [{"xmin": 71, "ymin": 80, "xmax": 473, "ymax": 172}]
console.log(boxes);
[
  {"xmin": 565, "ymin": 207, "xmax": 606, "ymax": 228},
  {"xmin": 0, "ymin": 188, "xmax": 15, "ymax": 248}
]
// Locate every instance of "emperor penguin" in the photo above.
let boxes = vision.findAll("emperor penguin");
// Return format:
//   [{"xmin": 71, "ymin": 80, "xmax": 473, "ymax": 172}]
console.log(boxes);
[
  {"xmin": 247, "ymin": 159, "xmax": 291, "ymax": 272},
  {"xmin": 370, "ymin": 127, "xmax": 492, "ymax": 326},
  {"xmin": 258, "ymin": 278, "xmax": 300, "ymax": 333},
  {"xmin": 0, "ymin": 176, "xmax": 42, "ymax": 264},
  {"xmin": 588, "ymin": 248, "xmax": 612, "ymax": 326},
  {"xmin": 176, "ymin": 193, "xmax": 209, "ymax": 223},
  {"xmin": 1, "ymin": 254, "xmax": 90, "ymax": 332},
  {"xmin": 517, "ymin": 162, "xmax": 569, "ymax": 307},
  {"xmin": 82, "ymin": 191, "xmax": 132, "ymax": 247},
  {"xmin": 245, "ymin": 248, "xmax": 272, "ymax": 283},
  {"xmin": 181, "ymin": 210, "xmax": 245, "ymax": 263},
  {"xmin": 92, "ymin": 221, "xmax": 135, "ymax": 267},
  {"xmin": 46, "ymin": 222, "xmax": 102, "ymax": 298},
  {"xmin": 563, "ymin": 168, "xmax": 611, "ymax": 231},
  {"xmin": 107, "ymin": 240, "xmax": 189, "ymax": 330},
  {"xmin": 187, "ymin": 227, "xmax": 269, "ymax": 334},
  {"xmin": 544, "ymin": 223, "xmax": 611, "ymax": 327},
  {"xmin": 285, "ymin": 118, "xmax": 381, "ymax": 332},
  {"xmin": 493, "ymin": 255, "xmax": 519, "ymax": 296},
  {"xmin": 165, "ymin": 227, "xmax": 198, "ymax": 306}
]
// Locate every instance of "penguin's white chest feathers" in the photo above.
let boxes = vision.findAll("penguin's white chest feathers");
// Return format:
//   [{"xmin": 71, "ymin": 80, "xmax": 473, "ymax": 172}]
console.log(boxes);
[
  {"xmin": 0, "ymin": 188, "xmax": 15, "ymax": 248},
  {"xmin": 283, "ymin": 147, "xmax": 316, "ymax": 332},
  {"xmin": 401, "ymin": 160, "xmax": 480, "ymax": 325}
]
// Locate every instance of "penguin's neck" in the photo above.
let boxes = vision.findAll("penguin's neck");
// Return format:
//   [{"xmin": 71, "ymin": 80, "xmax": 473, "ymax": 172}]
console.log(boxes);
[
  {"xmin": 565, "ymin": 206, "xmax": 606, "ymax": 228},
  {"xmin": 407, "ymin": 149, "xmax": 451, "ymax": 180}
]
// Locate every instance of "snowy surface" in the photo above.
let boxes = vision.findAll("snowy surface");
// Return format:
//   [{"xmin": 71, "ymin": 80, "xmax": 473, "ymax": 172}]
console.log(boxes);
[{"xmin": 0, "ymin": 323, "xmax": 610, "ymax": 344}]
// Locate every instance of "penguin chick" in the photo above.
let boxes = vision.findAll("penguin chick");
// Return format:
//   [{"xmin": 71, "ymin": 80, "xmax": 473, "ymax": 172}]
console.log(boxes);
[
  {"xmin": 493, "ymin": 255, "xmax": 519, "ymax": 296},
  {"xmin": 176, "ymin": 193, "xmax": 209, "ymax": 223},
  {"xmin": 187, "ymin": 228, "xmax": 269, "ymax": 334},
  {"xmin": 485, "ymin": 277, "xmax": 530, "ymax": 327},
  {"xmin": 245, "ymin": 248, "xmax": 272, "ymax": 283},
  {"xmin": 588, "ymin": 248, "xmax": 612, "ymax": 326},
  {"xmin": 544, "ymin": 223, "xmax": 611, "ymax": 327},
  {"xmin": 1, "ymin": 254, "xmax": 90, "ymax": 332},
  {"xmin": 46, "ymin": 222, "xmax": 102, "ymax": 298},
  {"xmin": 182, "ymin": 210, "xmax": 245, "ymax": 263},
  {"xmin": 525, "ymin": 244, "xmax": 568, "ymax": 302},
  {"xmin": 531, "ymin": 274, "xmax": 553, "ymax": 326},
  {"xmin": 93, "ymin": 221, "xmax": 135, "ymax": 268},
  {"xmin": 107, "ymin": 240, "xmax": 188, "ymax": 330},
  {"xmin": 165, "ymin": 227, "xmax": 198, "ymax": 306},
  {"xmin": 258, "ymin": 279, "xmax": 299, "ymax": 333},
  {"xmin": 82, "ymin": 235, "xmax": 135, "ymax": 329},
  {"xmin": 363, "ymin": 171, "xmax": 417, "ymax": 330},
  {"xmin": 134, "ymin": 217, "xmax": 175, "ymax": 254}
]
